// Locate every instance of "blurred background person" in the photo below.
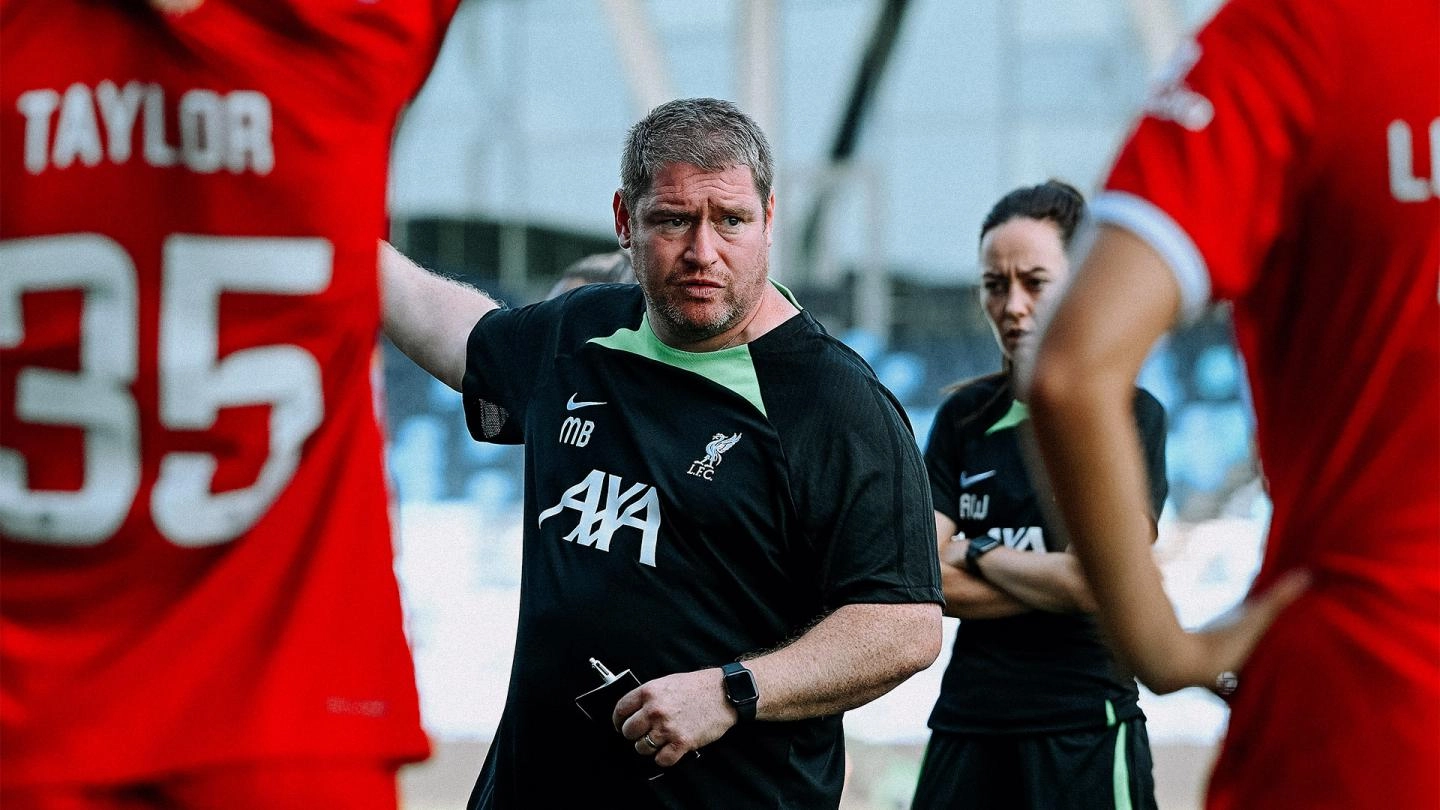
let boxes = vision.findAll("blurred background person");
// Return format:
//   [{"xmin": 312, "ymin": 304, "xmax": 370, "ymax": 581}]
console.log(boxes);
[
  {"xmin": 1, "ymin": 1, "xmax": 458, "ymax": 807},
  {"xmin": 912, "ymin": 181, "xmax": 1166, "ymax": 810},
  {"xmin": 1026, "ymin": 0, "xmax": 1438, "ymax": 807},
  {"xmin": 546, "ymin": 250, "xmax": 635, "ymax": 299}
]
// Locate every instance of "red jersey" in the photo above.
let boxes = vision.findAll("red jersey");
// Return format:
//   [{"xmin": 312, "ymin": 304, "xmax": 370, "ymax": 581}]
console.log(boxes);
[
  {"xmin": 1, "ymin": 0, "xmax": 457, "ymax": 785},
  {"xmin": 1095, "ymin": 0, "xmax": 1440, "ymax": 806}
]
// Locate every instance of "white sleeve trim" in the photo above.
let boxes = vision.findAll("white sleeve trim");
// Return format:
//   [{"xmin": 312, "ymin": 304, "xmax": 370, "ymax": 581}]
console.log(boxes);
[{"xmin": 1089, "ymin": 190, "xmax": 1212, "ymax": 324}]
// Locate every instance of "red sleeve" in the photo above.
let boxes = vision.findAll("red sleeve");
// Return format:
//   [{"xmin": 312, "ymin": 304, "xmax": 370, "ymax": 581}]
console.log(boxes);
[{"xmin": 1094, "ymin": 0, "xmax": 1336, "ymax": 315}]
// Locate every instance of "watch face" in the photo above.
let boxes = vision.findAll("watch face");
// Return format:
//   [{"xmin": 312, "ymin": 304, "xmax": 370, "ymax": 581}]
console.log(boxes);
[
  {"xmin": 972, "ymin": 535, "xmax": 1002, "ymax": 553},
  {"xmin": 726, "ymin": 668, "xmax": 759, "ymax": 703}
]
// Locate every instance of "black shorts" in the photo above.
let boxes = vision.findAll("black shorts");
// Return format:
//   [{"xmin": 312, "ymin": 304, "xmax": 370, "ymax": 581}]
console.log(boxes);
[{"xmin": 910, "ymin": 719, "xmax": 1157, "ymax": 810}]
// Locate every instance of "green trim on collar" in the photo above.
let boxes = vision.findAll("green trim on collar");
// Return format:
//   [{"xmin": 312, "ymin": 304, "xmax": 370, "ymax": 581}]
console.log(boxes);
[
  {"xmin": 588, "ymin": 314, "xmax": 767, "ymax": 418},
  {"xmin": 984, "ymin": 398, "xmax": 1029, "ymax": 435},
  {"xmin": 771, "ymin": 280, "xmax": 802, "ymax": 309}
]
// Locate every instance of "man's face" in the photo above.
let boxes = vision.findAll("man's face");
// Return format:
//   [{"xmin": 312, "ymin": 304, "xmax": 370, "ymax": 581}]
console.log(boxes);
[{"xmin": 614, "ymin": 162, "xmax": 774, "ymax": 349}]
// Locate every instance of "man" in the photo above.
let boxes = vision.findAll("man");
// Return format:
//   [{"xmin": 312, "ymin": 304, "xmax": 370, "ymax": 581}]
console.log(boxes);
[
  {"xmin": 1025, "ymin": 1, "xmax": 1438, "ymax": 808},
  {"xmin": 1, "ymin": 2, "xmax": 457, "ymax": 807},
  {"xmin": 381, "ymin": 97, "xmax": 943, "ymax": 809}
]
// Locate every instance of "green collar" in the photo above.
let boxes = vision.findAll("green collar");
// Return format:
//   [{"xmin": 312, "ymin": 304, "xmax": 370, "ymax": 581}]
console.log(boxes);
[
  {"xmin": 985, "ymin": 398, "xmax": 1029, "ymax": 435},
  {"xmin": 582, "ymin": 281, "xmax": 801, "ymax": 418}
]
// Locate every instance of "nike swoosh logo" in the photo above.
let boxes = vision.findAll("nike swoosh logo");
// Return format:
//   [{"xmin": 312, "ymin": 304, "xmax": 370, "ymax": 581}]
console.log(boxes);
[
  {"xmin": 959, "ymin": 470, "xmax": 996, "ymax": 488},
  {"xmin": 566, "ymin": 393, "xmax": 607, "ymax": 411}
]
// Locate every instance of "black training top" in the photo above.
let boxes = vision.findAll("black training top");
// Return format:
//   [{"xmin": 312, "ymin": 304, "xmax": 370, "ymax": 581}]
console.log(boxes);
[
  {"xmin": 924, "ymin": 372, "xmax": 1168, "ymax": 735},
  {"xmin": 461, "ymin": 283, "xmax": 941, "ymax": 809}
]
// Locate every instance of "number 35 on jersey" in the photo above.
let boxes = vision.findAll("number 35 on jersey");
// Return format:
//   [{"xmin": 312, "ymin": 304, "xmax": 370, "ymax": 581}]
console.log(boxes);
[{"xmin": 1, "ymin": 233, "xmax": 331, "ymax": 548}]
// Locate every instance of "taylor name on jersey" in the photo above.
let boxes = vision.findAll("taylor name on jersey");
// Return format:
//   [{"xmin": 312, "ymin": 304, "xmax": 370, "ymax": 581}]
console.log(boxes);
[{"xmin": 17, "ymin": 80, "xmax": 274, "ymax": 176}]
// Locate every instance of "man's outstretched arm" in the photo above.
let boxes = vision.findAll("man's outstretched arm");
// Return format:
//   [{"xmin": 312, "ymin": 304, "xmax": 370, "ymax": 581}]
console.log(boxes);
[
  {"xmin": 1023, "ymin": 225, "xmax": 1307, "ymax": 695},
  {"xmin": 379, "ymin": 240, "xmax": 500, "ymax": 391}
]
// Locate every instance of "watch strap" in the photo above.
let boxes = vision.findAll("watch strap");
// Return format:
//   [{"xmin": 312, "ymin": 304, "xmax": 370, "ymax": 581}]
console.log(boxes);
[
  {"xmin": 965, "ymin": 535, "xmax": 1002, "ymax": 580},
  {"xmin": 722, "ymin": 661, "xmax": 758, "ymax": 723}
]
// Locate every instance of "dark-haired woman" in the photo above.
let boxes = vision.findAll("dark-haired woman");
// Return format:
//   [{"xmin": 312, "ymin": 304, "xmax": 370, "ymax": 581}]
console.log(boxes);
[{"xmin": 911, "ymin": 181, "xmax": 1168, "ymax": 810}]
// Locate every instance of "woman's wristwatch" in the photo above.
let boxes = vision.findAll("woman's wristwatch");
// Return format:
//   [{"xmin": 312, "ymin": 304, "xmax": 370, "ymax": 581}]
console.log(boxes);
[{"xmin": 965, "ymin": 534, "xmax": 1003, "ymax": 580}]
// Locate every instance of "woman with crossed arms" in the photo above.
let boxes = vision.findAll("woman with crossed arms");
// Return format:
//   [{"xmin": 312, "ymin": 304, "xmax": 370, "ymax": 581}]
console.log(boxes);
[{"xmin": 912, "ymin": 180, "xmax": 1168, "ymax": 810}]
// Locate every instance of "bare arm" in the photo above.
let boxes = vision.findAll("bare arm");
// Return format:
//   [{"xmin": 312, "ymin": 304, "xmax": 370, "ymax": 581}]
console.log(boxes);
[
  {"xmin": 614, "ymin": 601, "xmax": 941, "ymax": 766},
  {"xmin": 746, "ymin": 602, "xmax": 941, "ymax": 719},
  {"xmin": 966, "ymin": 514, "xmax": 1161, "ymax": 614},
  {"xmin": 1023, "ymin": 225, "xmax": 1307, "ymax": 694},
  {"xmin": 934, "ymin": 512, "xmax": 1028, "ymax": 619},
  {"xmin": 379, "ymin": 240, "xmax": 500, "ymax": 391},
  {"xmin": 967, "ymin": 543, "xmax": 1097, "ymax": 614}
]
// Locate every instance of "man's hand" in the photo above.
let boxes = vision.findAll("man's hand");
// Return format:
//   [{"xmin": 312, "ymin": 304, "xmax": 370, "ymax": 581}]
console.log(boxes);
[
  {"xmin": 613, "ymin": 668, "xmax": 736, "ymax": 767},
  {"xmin": 610, "ymin": 601, "xmax": 941, "ymax": 761}
]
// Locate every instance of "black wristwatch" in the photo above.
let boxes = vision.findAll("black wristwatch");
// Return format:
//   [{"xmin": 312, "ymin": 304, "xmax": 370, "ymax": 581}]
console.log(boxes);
[
  {"xmin": 722, "ymin": 661, "xmax": 759, "ymax": 723},
  {"xmin": 965, "ymin": 534, "xmax": 1003, "ymax": 580}
]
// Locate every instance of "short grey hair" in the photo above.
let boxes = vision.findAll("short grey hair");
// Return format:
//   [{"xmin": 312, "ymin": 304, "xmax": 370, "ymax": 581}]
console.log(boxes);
[{"xmin": 620, "ymin": 98, "xmax": 774, "ymax": 216}]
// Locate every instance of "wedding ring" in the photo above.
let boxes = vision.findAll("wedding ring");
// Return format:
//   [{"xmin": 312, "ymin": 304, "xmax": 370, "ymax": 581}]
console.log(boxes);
[
  {"xmin": 642, "ymin": 732, "xmax": 660, "ymax": 750},
  {"xmin": 1214, "ymin": 671, "xmax": 1239, "ymax": 696}
]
